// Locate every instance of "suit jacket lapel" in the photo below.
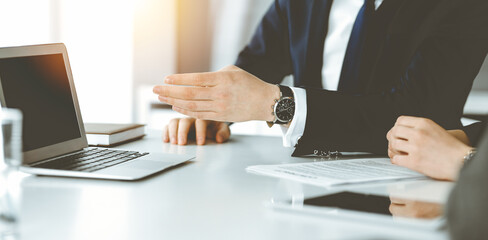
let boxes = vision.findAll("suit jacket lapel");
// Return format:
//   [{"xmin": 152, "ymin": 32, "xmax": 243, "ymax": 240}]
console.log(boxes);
[
  {"xmin": 365, "ymin": 0, "xmax": 446, "ymax": 92},
  {"xmin": 363, "ymin": 0, "xmax": 406, "ymax": 92},
  {"xmin": 300, "ymin": 0, "xmax": 332, "ymax": 89}
]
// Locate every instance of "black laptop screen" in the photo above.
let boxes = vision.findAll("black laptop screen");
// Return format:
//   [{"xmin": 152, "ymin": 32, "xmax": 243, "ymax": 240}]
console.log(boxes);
[{"xmin": 0, "ymin": 53, "xmax": 81, "ymax": 151}]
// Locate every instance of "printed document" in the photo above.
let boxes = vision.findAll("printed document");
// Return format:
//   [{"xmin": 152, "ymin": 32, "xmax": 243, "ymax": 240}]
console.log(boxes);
[{"xmin": 246, "ymin": 158, "xmax": 426, "ymax": 187}]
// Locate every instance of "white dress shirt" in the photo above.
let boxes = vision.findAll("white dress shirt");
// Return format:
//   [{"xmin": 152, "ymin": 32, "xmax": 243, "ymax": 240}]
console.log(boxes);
[{"xmin": 281, "ymin": 0, "xmax": 383, "ymax": 147}]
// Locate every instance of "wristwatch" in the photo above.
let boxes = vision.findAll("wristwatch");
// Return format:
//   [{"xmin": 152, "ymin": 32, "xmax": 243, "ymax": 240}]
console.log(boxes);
[{"xmin": 267, "ymin": 85, "xmax": 295, "ymax": 127}]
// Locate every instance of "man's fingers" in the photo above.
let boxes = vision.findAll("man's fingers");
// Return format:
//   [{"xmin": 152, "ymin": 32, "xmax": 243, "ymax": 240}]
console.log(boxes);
[
  {"xmin": 164, "ymin": 72, "xmax": 217, "ymax": 87},
  {"xmin": 167, "ymin": 118, "xmax": 180, "ymax": 144},
  {"xmin": 215, "ymin": 123, "xmax": 231, "ymax": 143},
  {"xmin": 154, "ymin": 85, "xmax": 213, "ymax": 100},
  {"xmin": 177, "ymin": 118, "xmax": 195, "ymax": 145},
  {"xmin": 195, "ymin": 119, "xmax": 208, "ymax": 145},
  {"xmin": 159, "ymin": 97, "xmax": 215, "ymax": 112},
  {"xmin": 162, "ymin": 125, "xmax": 170, "ymax": 143}
]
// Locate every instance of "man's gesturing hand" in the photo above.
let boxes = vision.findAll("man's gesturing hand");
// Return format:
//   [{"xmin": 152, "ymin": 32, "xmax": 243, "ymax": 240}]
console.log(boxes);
[
  {"xmin": 163, "ymin": 118, "xmax": 230, "ymax": 145},
  {"xmin": 153, "ymin": 65, "xmax": 279, "ymax": 123}
]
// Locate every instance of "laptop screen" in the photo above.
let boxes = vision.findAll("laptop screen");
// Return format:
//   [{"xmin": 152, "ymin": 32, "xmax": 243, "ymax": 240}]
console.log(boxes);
[{"xmin": 0, "ymin": 53, "xmax": 81, "ymax": 152}]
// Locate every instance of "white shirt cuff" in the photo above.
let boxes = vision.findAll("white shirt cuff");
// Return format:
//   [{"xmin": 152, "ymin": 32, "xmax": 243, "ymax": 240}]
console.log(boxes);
[{"xmin": 280, "ymin": 87, "xmax": 307, "ymax": 147}]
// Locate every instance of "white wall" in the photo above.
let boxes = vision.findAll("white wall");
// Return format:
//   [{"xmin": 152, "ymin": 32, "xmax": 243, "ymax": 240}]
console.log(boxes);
[
  {"xmin": 57, "ymin": 0, "xmax": 134, "ymax": 124},
  {"xmin": 133, "ymin": 0, "xmax": 177, "ymax": 121},
  {"xmin": 209, "ymin": 0, "xmax": 273, "ymax": 71},
  {"xmin": 0, "ymin": 0, "xmax": 53, "ymax": 46},
  {"xmin": 0, "ymin": 0, "xmax": 136, "ymax": 124}
]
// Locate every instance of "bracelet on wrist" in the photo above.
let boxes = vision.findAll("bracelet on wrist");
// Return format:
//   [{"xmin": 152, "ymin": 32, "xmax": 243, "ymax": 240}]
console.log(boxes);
[{"xmin": 463, "ymin": 148, "xmax": 477, "ymax": 164}]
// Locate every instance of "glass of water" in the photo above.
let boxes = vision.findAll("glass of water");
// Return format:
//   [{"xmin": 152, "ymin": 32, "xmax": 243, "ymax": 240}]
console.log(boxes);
[{"xmin": 0, "ymin": 108, "xmax": 23, "ymax": 240}]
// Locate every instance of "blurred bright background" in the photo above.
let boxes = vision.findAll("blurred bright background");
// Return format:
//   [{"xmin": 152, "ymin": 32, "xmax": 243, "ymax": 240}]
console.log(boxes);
[{"xmin": 0, "ymin": 0, "xmax": 486, "ymax": 135}]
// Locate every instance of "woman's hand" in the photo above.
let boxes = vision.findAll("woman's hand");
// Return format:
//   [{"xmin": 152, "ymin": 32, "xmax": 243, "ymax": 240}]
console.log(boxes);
[{"xmin": 387, "ymin": 116, "xmax": 472, "ymax": 181}]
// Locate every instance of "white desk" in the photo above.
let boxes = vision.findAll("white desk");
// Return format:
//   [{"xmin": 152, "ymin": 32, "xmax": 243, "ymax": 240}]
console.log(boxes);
[{"xmin": 18, "ymin": 131, "xmax": 451, "ymax": 240}]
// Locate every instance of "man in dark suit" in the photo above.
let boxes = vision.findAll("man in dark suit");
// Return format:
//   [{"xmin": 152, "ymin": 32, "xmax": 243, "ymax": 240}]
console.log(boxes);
[{"xmin": 153, "ymin": 0, "xmax": 488, "ymax": 155}]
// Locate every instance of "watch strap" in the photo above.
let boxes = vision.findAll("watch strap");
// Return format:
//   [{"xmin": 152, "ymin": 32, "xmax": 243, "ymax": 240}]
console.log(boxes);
[{"xmin": 278, "ymin": 85, "xmax": 293, "ymax": 99}]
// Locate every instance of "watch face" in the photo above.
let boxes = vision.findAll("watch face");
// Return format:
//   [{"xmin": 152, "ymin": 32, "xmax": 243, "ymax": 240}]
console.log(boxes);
[{"xmin": 275, "ymin": 97, "xmax": 295, "ymax": 122}]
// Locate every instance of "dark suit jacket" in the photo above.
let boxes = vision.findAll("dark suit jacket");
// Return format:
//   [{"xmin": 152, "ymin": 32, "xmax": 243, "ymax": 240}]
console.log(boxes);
[
  {"xmin": 235, "ymin": 0, "xmax": 488, "ymax": 155},
  {"xmin": 463, "ymin": 122, "xmax": 486, "ymax": 146},
  {"xmin": 447, "ymin": 125, "xmax": 488, "ymax": 240}
]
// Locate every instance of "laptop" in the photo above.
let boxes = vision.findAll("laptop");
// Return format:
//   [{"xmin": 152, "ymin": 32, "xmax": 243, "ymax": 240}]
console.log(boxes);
[{"xmin": 0, "ymin": 43, "xmax": 194, "ymax": 180}]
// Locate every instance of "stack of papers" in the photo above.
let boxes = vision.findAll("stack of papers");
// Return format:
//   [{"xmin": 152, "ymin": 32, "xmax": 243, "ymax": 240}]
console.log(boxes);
[{"xmin": 246, "ymin": 158, "xmax": 426, "ymax": 187}]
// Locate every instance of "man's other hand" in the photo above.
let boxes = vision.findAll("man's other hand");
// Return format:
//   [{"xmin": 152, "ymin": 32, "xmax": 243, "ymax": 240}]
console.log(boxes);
[{"xmin": 163, "ymin": 118, "xmax": 230, "ymax": 145}]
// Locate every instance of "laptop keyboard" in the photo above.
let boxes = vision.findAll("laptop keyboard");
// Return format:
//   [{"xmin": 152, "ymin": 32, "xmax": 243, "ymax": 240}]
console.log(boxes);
[{"xmin": 34, "ymin": 148, "xmax": 149, "ymax": 172}]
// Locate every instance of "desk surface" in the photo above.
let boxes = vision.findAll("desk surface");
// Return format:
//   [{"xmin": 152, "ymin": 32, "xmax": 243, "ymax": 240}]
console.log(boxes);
[{"xmin": 18, "ymin": 131, "xmax": 452, "ymax": 240}]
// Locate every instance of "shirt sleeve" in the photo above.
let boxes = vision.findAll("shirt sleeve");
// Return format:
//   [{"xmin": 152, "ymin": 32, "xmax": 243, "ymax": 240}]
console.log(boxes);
[{"xmin": 280, "ymin": 87, "xmax": 307, "ymax": 147}]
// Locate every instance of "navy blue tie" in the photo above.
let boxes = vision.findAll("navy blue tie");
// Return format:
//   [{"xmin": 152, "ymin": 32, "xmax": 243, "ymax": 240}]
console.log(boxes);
[{"xmin": 338, "ymin": 0, "xmax": 375, "ymax": 94}]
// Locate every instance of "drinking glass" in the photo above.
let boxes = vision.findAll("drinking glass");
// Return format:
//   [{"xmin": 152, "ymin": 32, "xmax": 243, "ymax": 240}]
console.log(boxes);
[{"xmin": 0, "ymin": 108, "xmax": 23, "ymax": 240}]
